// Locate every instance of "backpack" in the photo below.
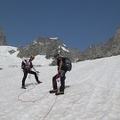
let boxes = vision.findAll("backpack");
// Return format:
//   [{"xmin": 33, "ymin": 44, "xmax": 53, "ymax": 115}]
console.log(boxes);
[
  {"xmin": 64, "ymin": 57, "xmax": 72, "ymax": 71},
  {"xmin": 21, "ymin": 58, "xmax": 32, "ymax": 70}
]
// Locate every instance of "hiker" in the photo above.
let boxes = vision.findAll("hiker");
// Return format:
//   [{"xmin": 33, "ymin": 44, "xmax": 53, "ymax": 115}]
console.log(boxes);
[
  {"xmin": 21, "ymin": 56, "xmax": 42, "ymax": 89},
  {"xmin": 49, "ymin": 53, "xmax": 67, "ymax": 95}
]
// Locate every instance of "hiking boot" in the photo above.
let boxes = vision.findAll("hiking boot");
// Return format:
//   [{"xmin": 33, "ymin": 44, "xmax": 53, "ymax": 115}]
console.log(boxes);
[
  {"xmin": 21, "ymin": 86, "xmax": 26, "ymax": 89},
  {"xmin": 55, "ymin": 91, "xmax": 64, "ymax": 95},
  {"xmin": 37, "ymin": 81, "xmax": 42, "ymax": 84},
  {"xmin": 49, "ymin": 89, "xmax": 57, "ymax": 93}
]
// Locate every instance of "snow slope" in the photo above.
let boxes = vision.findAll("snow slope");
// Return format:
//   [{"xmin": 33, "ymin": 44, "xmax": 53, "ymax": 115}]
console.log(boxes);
[{"xmin": 0, "ymin": 46, "xmax": 120, "ymax": 120}]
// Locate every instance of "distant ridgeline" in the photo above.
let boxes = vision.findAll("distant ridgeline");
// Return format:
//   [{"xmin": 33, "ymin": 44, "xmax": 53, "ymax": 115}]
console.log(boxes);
[
  {"xmin": 0, "ymin": 26, "xmax": 120, "ymax": 62},
  {"xmin": 78, "ymin": 26, "xmax": 120, "ymax": 61}
]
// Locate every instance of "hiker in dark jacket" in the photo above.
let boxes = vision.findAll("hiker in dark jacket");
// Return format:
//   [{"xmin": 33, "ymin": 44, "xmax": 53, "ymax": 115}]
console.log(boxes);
[
  {"xmin": 49, "ymin": 53, "xmax": 67, "ymax": 95},
  {"xmin": 21, "ymin": 56, "xmax": 42, "ymax": 89}
]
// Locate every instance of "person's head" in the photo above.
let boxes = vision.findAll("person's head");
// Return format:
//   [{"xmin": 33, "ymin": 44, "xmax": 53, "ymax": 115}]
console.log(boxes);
[
  {"xmin": 53, "ymin": 53, "xmax": 59, "ymax": 60},
  {"xmin": 30, "ymin": 55, "xmax": 35, "ymax": 61}
]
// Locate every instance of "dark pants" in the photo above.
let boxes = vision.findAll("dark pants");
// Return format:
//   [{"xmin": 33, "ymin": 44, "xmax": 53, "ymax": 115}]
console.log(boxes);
[
  {"xmin": 22, "ymin": 70, "xmax": 39, "ymax": 87},
  {"xmin": 52, "ymin": 70, "xmax": 66, "ymax": 92}
]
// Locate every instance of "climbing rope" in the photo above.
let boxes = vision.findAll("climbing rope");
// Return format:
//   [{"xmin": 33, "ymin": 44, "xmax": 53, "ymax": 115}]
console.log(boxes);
[
  {"xmin": 18, "ymin": 74, "xmax": 49, "ymax": 103},
  {"xmin": 42, "ymin": 96, "xmax": 57, "ymax": 120}
]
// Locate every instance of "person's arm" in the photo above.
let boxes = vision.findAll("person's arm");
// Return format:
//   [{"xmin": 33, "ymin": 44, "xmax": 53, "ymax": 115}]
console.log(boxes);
[
  {"xmin": 56, "ymin": 59, "xmax": 63, "ymax": 78},
  {"xmin": 31, "ymin": 62, "xmax": 39, "ymax": 73},
  {"xmin": 21, "ymin": 61, "xmax": 25, "ymax": 69},
  {"xmin": 58, "ymin": 60, "xmax": 63, "ymax": 72},
  {"xmin": 33, "ymin": 66, "xmax": 39, "ymax": 73}
]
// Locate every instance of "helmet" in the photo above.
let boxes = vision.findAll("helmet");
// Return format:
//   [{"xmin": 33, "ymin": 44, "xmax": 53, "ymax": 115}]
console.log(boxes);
[
  {"xmin": 53, "ymin": 52, "xmax": 59, "ymax": 57},
  {"xmin": 30, "ymin": 55, "xmax": 35, "ymax": 60}
]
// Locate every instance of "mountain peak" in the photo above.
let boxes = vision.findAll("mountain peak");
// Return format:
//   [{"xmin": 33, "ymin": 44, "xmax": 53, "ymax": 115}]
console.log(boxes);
[
  {"xmin": 0, "ymin": 27, "xmax": 7, "ymax": 46},
  {"xmin": 114, "ymin": 26, "xmax": 120, "ymax": 39}
]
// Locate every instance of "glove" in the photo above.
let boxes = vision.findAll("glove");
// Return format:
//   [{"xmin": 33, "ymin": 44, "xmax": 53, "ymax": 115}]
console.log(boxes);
[
  {"xmin": 56, "ymin": 78, "xmax": 60, "ymax": 82},
  {"xmin": 56, "ymin": 72, "xmax": 60, "ymax": 78}
]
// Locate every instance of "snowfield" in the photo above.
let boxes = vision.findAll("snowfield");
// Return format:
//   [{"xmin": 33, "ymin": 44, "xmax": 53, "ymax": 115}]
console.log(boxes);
[{"xmin": 0, "ymin": 46, "xmax": 120, "ymax": 120}]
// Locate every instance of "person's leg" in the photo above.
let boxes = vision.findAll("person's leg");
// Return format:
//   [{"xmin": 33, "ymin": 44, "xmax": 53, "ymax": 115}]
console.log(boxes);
[
  {"xmin": 49, "ymin": 74, "xmax": 58, "ymax": 93},
  {"xmin": 60, "ymin": 76, "xmax": 66, "ymax": 92},
  {"xmin": 52, "ymin": 74, "xmax": 58, "ymax": 90},
  {"xmin": 55, "ymin": 71, "xmax": 66, "ymax": 95},
  {"xmin": 60, "ymin": 70, "xmax": 66, "ymax": 92},
  {"xmin": 22, "ymin": 71, "xmax": 28, "ymax": 88},
  {"xmin": 29, "ymin": 71, "xmax": 41, "ymax": 83}
]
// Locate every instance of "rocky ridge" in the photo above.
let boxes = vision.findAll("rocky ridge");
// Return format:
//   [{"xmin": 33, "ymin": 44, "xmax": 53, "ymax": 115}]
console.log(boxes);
[
  {"xmin": 1, "ymin": 26, "xmax": 120, "ymax": 62},
  {"xmin": 80, "ymin": 27, "xmax": 120, "ymax": 61},
  {"xmin": 17, "ymin": 37, "xmax": 81, "ymax": 62},
  {"xmin": 0, "ymin": 27, "xmax": 7, "ymax": 45}
]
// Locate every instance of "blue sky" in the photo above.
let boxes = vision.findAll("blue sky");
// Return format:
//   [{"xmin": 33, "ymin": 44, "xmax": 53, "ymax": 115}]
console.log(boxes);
[{"xmin": 0, "ymin": 0, "xmax": 120, "ymax": 51}]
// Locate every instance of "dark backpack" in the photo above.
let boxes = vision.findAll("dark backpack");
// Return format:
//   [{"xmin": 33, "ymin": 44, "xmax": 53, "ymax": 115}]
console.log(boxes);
[{"xmin": 64, "ymin": 57, "xmax": 72, "ymax": 71}]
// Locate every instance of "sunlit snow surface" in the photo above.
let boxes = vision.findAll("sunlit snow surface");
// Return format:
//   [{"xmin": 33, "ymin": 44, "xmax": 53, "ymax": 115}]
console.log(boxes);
[{"xmin": 0, "ymin": 46, "xmax": 120, "ymax": 120}]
